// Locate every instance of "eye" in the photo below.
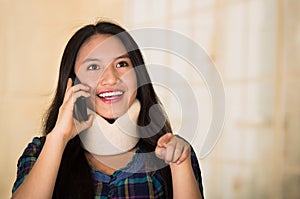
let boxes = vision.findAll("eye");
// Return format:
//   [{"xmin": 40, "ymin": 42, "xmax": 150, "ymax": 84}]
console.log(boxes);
[
  {"xmin": 87, "ymin": 64, "xmax": 100, "ymax": 70},
  {"xmin": 116, "ymin": 61, "xmax": 129, "ymax": 68}
]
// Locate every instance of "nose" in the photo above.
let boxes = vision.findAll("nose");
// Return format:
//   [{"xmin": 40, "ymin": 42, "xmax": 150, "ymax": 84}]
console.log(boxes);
[{"xmin": 99, "ymin": 64, "xmax": 119, "ymax": 86}]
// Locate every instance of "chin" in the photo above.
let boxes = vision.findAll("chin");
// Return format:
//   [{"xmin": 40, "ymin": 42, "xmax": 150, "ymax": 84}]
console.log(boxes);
[{"xmin": 96, "ymin": 108, "xmax": 125, "ymax": 119}]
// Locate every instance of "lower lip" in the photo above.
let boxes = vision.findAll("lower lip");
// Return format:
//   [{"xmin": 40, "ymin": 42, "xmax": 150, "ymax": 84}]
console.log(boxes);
[{"xmin": 98, "ymin": 95, "xmax": 123, "ymax": 104}]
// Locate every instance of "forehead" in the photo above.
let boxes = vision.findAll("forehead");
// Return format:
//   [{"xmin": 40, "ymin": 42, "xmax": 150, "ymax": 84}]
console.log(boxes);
[{"xmin": 76, "ymin": 34, "xmax": 127, "ymax": 62}]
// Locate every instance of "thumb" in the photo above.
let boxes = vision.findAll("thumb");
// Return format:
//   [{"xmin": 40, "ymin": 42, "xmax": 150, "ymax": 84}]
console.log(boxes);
[
  {"xmin": 84, "ymin": 114, "xmax": 95, "ymax": 128},
  {"xmin": 76, "ymin": 114, "xmax": 94, "ymax": 133},
  {"xmin": 155, "ymin": 147, "xmax": 166, "ymax": 159}
]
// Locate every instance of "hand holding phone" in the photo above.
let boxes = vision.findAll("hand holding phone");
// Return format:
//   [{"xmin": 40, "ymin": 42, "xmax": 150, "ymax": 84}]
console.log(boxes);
[
  {"xmin": 74, "ymin": 96, "xmax": 88, "ymax": 121},
  {"xmin": 72, "ymin": 77, "xmax": 89, "ymax": 121}
]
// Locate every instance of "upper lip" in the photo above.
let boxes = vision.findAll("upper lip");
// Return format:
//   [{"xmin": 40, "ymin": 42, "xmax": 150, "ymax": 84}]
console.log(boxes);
[{"xmin": 97, "ymin": 89, "xmax": 124, "ymax": 98}]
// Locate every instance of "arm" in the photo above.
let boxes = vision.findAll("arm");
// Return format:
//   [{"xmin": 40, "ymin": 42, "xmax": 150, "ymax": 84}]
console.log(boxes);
[
  {"xmin": 12, "ymin": 132, "xmax": 68, "ymax": 198},
  {"xmin": 170, "ymin": 156, "xmax": 202, "ymax": 199},
  {"xmin": 12, "ymin": 79, "xmax": 93, "ymax": 199},
  {"xmin": 155, "ymin": 133, "xmax": 203, "ymax": 199}
]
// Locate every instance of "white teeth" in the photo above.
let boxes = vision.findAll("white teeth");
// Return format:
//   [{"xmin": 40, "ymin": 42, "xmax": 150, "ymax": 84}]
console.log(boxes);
[{"xmin": 98, "ymin": 91, "xmax": 124, "ymax": 98}]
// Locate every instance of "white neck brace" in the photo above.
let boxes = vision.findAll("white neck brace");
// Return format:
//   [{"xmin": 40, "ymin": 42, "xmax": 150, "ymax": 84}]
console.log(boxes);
[{"xmin": 79, "ymin": 100, "xmax": 140, "ymax": 155}]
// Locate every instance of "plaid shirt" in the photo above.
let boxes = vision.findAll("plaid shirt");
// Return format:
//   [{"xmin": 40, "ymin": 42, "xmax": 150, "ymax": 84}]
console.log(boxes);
[{"xmin": 12, "ymin": 137, "xmax": 204, "ymax": 198}]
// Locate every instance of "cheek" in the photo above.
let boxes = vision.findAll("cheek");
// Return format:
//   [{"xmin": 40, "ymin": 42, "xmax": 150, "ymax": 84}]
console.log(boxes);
[
  {"xmin": 84, "ymin": 79, "xmax": 98, "ymax": 91},
  {"xmin": 123, "ymin": 70, "xmax": 137, "ymax": 90},
  {"xmin": 75, "ymin": 66, "xmax": 101, "ymax": 89},
  {"xmin": 77, "ymin": 73, "xmax": 98, "ymax": 91},
  {"xmin": 125, "ymin": 74, "xmax": 137, "ymax": 97},
  {"xmin": 127, "ymin": 73, "xmax": 138, "ymax": 101}
]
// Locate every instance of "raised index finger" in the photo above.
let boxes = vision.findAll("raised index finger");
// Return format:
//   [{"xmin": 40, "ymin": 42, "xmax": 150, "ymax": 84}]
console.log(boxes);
[{"xmin": 157, "ymin": 133, "xmax": 173, "ymax": 147}]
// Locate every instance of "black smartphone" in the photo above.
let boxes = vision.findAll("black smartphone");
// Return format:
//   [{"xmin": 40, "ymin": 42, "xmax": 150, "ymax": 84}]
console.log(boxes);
[{"xmin": 72, "ymin": 76, "xmax": 88, "ymax": 121}]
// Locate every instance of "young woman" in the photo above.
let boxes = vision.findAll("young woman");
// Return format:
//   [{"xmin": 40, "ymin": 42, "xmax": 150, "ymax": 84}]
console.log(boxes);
[{"xmin": 12, "ymin": 21, "xmax": 203, "ymax": 199}]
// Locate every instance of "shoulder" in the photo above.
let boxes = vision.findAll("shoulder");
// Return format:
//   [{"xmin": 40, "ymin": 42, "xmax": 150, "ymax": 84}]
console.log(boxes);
[
  {"xmin": 21, "ymin": 136, "xmax": 46, "ymax": 158},
  {"xmin": 12, "ymin": 136, "xmax": 46, "ymax": 193},
  {"xmin": 16, "ymin": 136, "xmax": 46, "ymax": 170}
]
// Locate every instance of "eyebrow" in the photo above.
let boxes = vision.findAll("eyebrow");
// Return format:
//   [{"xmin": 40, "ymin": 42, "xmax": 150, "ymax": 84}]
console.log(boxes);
[
  {"xmin": 115, "ymin": 54, "xmax": 130, "ymax": 60},
  {"xmin": 81, "ymin": 53, "xmax": 130, "ymax": 65},
  {"xmin": 81, "ymin": 58, "xmax": 101, "ymax": 64}
]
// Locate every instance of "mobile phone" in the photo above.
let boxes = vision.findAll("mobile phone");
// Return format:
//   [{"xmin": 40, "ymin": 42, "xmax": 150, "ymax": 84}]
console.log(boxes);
[{"xmin": 72, "ymin": 76, "xmax": 88, "ymax": 121}]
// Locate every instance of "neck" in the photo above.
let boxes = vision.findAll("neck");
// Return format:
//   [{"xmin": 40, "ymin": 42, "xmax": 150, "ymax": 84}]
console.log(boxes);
[
  {"xmin": 104, "ymin": 118, "xmax": 116, "ymax": 124},
  {"xmin": 85, "ymin": 147, "xmax": 137, "ymax": 175}
]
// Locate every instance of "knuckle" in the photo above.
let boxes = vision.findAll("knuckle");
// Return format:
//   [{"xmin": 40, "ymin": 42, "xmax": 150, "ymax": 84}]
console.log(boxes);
[
  {"xmin": 167, "ymin": 143, "xmax": 175, "ymax": 149},
  {"xmin": 155, "ymin": 150, "xmax": 162, "ymax": 158},
  {"xmin": 183, "ymin": 148, "xmax": 190, "ymax": 156},
  {"xmin": 59, "ymin": 105, "xmax": 66, "ymax": 112},
  {"xmin": 165, "ymin": 156, "xmax": 172, "ymax": 162},
  {"xmin": 174, "ymin": 148, "xmax": 182, "ymax": 156}
]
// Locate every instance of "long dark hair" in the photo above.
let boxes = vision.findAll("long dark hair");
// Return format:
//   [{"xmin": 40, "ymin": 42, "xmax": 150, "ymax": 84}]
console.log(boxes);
[{"xmin": 42, "ymin": 21, "xmax": 173, "ymax": 198}]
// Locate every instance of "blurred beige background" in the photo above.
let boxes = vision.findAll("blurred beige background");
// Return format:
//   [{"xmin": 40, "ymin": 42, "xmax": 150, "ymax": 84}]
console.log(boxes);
[{"xmin": 1, "ymin": 0, "xmax": 299, "ymax": 198}]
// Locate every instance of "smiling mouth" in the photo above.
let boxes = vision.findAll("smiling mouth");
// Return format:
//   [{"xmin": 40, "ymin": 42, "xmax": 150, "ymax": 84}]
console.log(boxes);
[{"xmin": 98, "ymin": 90, "xmax": 124, "ymax": 101}]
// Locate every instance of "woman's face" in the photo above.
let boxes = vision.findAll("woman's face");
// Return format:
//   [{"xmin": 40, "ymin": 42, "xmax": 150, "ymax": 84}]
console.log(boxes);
[{"xmin": 74, "ymin": 34, "xmax": 137, "ymax": 119}]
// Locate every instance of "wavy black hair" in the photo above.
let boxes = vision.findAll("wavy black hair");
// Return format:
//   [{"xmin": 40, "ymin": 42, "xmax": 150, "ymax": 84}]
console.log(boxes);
[{"xmin": 42, "ymin": 21, "xmax": 173, "ymax": 198}]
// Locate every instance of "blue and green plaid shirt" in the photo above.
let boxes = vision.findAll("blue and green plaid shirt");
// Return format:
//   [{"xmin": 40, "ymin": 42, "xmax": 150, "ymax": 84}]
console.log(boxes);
[{"xmin": 12, "ymin": 137, "xmax": 203, "ymax": 198}]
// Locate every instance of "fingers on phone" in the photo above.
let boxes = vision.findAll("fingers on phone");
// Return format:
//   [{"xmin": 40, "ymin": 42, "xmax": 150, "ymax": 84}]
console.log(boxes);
[
  {"xmin": 63, "ymin": 79, "xmax": 74, "ymax": 102},
  {"xmin": 74, "ymin": 114, "xmax": 94, "ymax": 134},
  {"xmin": 71, "ymin": 83, "xmax": 90, "ymax": 102},
  {"xmin": 72, "ymin": 84, "xmax": 90, "ymax": 93},
  {"xmin": 73, "ymin": 90, "xmax": 90, "ymax": 101},
  {"xmin": 67, "ymin": 78, "xmax": 73, "ymax": 89}
]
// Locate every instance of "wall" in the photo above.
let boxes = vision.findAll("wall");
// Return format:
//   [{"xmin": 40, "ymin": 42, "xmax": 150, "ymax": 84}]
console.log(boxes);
[{"xmin": 124, "ymin": 0, "xmax": 300, "ymax": 198}]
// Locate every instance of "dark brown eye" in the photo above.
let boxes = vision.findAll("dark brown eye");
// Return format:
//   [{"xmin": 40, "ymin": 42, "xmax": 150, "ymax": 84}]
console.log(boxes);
[{"xmin": 116, "ymin": 61, "xmax": 129, "ymax": 68}]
